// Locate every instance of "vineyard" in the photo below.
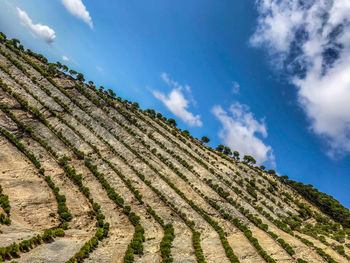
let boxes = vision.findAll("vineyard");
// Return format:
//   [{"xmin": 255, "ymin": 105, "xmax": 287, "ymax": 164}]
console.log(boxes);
[{"xmin": 0, "ymin": 33, "xmax": 350, "ymax": 263}]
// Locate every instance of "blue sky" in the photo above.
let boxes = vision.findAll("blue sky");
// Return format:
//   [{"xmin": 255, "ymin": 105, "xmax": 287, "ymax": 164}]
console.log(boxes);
[{"xmin": 0, "ymin": 0, "xmax": 349, "ymax": 208}]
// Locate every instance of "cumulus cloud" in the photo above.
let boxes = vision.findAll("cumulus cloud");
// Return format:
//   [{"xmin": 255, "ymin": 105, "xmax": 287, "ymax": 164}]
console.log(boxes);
[
  {"xmin": 153, "ymin": 73, "xmax": 202, "ymax": 127},
  {"xmin": 231, "ymin": 81, "xmax": 240, "ymax": 94},
  {"xmin": 62, "ymin": 55, "xmax": 69, "ymax": 61},
  {"xmin": 251, "ymin": 0, "xmax": 350, "ymax": 158},
  {"xmin": 16, "ymin": 7, "xmax": 55, "ymax": 44},
  {"xmin": 212, "ymin": 102, "xmax": 274, "ymax": 165},
  {"xmin": 61, "ymin": 0, "xmax": 93, "ymax": 29}
]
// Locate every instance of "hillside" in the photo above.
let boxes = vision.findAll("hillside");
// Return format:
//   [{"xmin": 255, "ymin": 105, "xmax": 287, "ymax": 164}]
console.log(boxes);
[{"xmin": 0, "ymin": 33, "xmax": 350, "ymax": 263}]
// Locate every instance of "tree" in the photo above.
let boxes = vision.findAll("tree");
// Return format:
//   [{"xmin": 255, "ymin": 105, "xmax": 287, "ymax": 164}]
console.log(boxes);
[
  {"xmin": 243, "ymin": 155, "xmax": 256, "ymax": 165},
  {"xmin": 280, "ymin": 175, "xmax": 289, "ymax": 184},
  {"xmin": 88, "ymin": 80, "xmax": 94, "ymax": 86},
  {"xmin": 76, "ymin": 73, "xmax": 85, "ymax": 82},
  {"xmin": 201, "ymin": 136, "xmax": 210, "ymax": 143},
  {"xmin": 168, "ymin": 118, "xmax": 177, "ymax": 127},
  {"xmin": 145, "ymin": 109, "xmax": 156, "ymax": 119},
  {"xmin": 107, "ymin": 89, "xmax": 116, "ymax": 98},
  {"xmin": 259, "ymin": 165, "xmax": 266, "ymax": 171},
  {"xmin": 216, "ymin": 144, "xmax": 224, "ymax": 153},
  {"xmin": 11, "ymin": 38, "xmax": 20, "ymax": 48},
  {"xmin": 0, "ymin": 32, "xmax": 7, "ymax": 41},
  {"xmin": 156, "ymin": 113, "xmax": 163, "ymax": 119},
  {"xmin": 132, "ymin": 102, "xmax": 139, "ymax": 110},
  {"xmin": 267, "ymin": 169, "xmax": 276, "ymax": 175},
  {"xmin": 182, "ymin": 130, "xmax": 190, "ymax": 136},
  {"xmin": 62, "ymin": 65, "xmax": 68, "ymax": 72},
  {"xmin": 48, "ymin": 63, "xmax": 57, "ymax": 76},
  {"xmin": 223, "ymin": 146, "xmax": 232, "ymax": 156},
  {"xmin": 233, "ymin": 151, "xmax": 240, "ymax": 161},
  {"xmin": 56, "ymin": 61, "xmax": 63, "ymax": 70},
  {"xmin": 69, "ymin": 69, "xmax": 77, "ymax": 77}
]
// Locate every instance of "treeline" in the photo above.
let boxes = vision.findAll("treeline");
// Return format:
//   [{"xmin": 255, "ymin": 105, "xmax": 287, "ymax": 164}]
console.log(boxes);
[{"xmin": 280, "ymin": 177, "xmax": 350, "ymax": 228}]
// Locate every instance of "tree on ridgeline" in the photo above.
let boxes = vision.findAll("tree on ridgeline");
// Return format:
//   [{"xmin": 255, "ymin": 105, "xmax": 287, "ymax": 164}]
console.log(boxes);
[
  {"xmin": 48, "ymin": 63, "xmax": 57, "ymax": 76},
  {"xmin": 233, "ymin": 151, "xmax": 240, "ymax": 161},
  {"xmin": 0, "ymin": 32, "xmax": 7, "ymax": 41},
  {"xmin": 56, "ymin": 61, "xmax": 62, "ymax": 70},
  {"xmin": 132, "ymin": 102, "xmax": 139, "ymax": 110},
  {"xmin": 267, "ymin": 169, "xmax": 276, "ymax": 175},
  {"xmin": 76, "ymin": 73, "xmax": 85, "ymax": 82},
  {"xmin": 10, "ymin": 38, "xmax": 20, "ymax": 48},
  {"xmin": 145, "ymin": 109, "xmax": 156, "ymax": 119},
  {"xmin": 223, "ymin": 146, "xmax": 232, "ymax": 156},
  {"xmin": 107, "ymin": 89, "xmax": 116, "ymax": 98},
  {"xmin": 62, "ymin": 65, "xmax": 68, "ymax": 72},
  {"xmin": 168, "ymin": 118, "xmax": 177, "ymax": 127},
  {"xmin": 182, "ymin": 130, "xmax": 190, "ymax": 136},
  {"xmin": 201, "ymin": 136, "xmax": 210, "ymax": 143},
  {"xmin": 243, "ymin": 155, "xmax": 256, "ymax": 165},
  {"xmin": 69, "ymin": 69, "xmax": 77, "ymax": 77},
  {"xmin": 216, "ymin": 144, "xmax": 224, "ymax": 153}
]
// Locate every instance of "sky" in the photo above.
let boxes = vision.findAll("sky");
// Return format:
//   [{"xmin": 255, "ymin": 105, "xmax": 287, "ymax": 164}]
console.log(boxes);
[{"xmin": 0, "ymin": 0, "xmax": 349, "ymax": 208}]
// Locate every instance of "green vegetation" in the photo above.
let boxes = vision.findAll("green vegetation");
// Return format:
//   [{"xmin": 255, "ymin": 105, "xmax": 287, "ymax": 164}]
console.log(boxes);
[
  {"xmin": 0, "ymin": 127, "xmax": 71, "ymax": 259},
  {"xmin": 0, "ymin": 123, "xmax": 71, "ymax": 229},
  {"xmin": 1, "ymin": 33, "xmax": 348, "ymax": 263},
  {"xmin": 110, "ymin": 104, "xmax": 280, "ymax": 262},
  {"xmin": 84, "ymin": 73, "xmax": 348, "ymax": 260},
  {"xmin": 0, "ymin": 228, "xmax": 65, "ymax": 260},
  {"xmin": 0, "ymin": 185, "xmax": 10, "ymax": 225},
  {"xmin": 216, "ymin": 144, "xmax": 224, "ymax": 153},
  {"xmin": 109, "ymin": 94, "xmax": 300, "ymax": 261},
  {"xmin": 201, "ymin": 136, "xmax": 210, "ymax": 143},
  {"xmin": 295, "ymin": 235, "xmax": 339, "ymax": 263},
  {"xmin": 160, "ymin": 224, "xmax": 175, "ymax": 263},
  {"xmin": 193, "ymin": 231, "xmax": 206, "ymax": 263},
  {"xmin": 276, "ymin": 238, "xmax": 295, "ymax": 256},
  {"xmin": 0, "ymin": 60, "xmax": 184, "ymax": 263},
  {"xmin": 45, "ymin": 176, "xmax": 72, "ymax": 228},
  {"xmin": 0, "ymin": 82, "xmax": 110, "ymax": 262},
  {"xmin": 280, "ymin": 177, "xmax": 350, "ymax": 228},
  {"xmin": 243, "ymin": 155, "xmax": 256, "ymax": 165}
]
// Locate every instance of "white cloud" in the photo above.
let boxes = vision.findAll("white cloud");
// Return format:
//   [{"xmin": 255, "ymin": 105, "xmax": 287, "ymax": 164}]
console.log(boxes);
[
  {"xmin": 231, "ymin": 81, "xmax": 240, "ymax": 94},
  {"xmin": 61, "ymin": 0, "xmax": 93, "ymax": 29},
  {"xmin": 212, "ymin": 102, "xmax": 274, "ymax": 165},
  {"xmin": 251, "ymin": 0, "xmax": 350, "ymax": 158},
  {"xmin": 62, "ymin": 55, "xmax": 69, "ymax": 61},
  {"xmin": 153, "ymin": 73, "xmax": 202, "ymax": 127},
  {"xmin": 16, "ymin": 7, "xmax": 55, "ymax": 44},
  {"xmin": 96, "ymin": 66, "xmax": 103, "ymax": 73},
  {"xmin": 160, "ymin": 72, "xmax": 179, "ymax": 87}
]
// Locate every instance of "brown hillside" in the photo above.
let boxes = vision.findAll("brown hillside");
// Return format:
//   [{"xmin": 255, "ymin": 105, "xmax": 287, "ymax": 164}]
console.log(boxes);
[{"xmin": 0, "ymin": 34, "xmax": 349, "ymax": 263}]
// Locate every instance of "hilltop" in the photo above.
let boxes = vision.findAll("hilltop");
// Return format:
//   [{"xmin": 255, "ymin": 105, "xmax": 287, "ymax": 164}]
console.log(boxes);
[{"xmin": 0, "ymin": 33, "xmax": 350, "ymax": 263}]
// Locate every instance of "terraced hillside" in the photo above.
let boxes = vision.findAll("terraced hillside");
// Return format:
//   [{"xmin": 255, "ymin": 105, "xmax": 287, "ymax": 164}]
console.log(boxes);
[{"xmin": 0, "ymin": 33, "xmax": 350, "ymax": 263}]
